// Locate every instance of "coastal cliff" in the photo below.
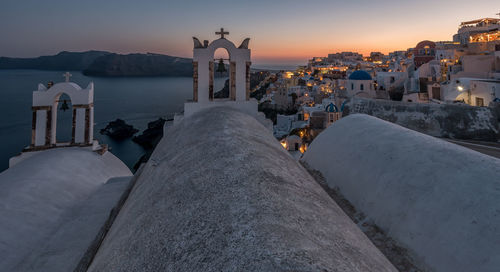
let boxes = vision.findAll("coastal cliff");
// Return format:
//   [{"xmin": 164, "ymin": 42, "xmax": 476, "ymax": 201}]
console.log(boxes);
[
  {"xmin": 0, "ymin": 51, "xmax": 108, "ymax": 71},
  {"xmin": 0, "ymin": 51, "xmax": 193, "ymax": 77},
  {"xmin": 83, "ymin": 53, "xmax": 192, "ymax": 77}
]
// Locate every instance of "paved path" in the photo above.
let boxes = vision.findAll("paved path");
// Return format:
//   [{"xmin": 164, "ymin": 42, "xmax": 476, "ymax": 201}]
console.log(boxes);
[{"xmin": 444, "ymin": 139, "xmax": 500, "ymax": 159}]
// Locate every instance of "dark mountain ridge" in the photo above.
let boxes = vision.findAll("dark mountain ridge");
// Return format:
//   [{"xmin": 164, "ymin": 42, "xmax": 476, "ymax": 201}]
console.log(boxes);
[
  {"xmin": 0, "ymin": 51, "xmax": 193, "ymax": 77},
  {"xmin": 83, "ymin": 53, "xmax": 192, "ymax": 77},
  {"xmin": 0, "ymin": 51, "xmax": 109, "ymax": 71}
]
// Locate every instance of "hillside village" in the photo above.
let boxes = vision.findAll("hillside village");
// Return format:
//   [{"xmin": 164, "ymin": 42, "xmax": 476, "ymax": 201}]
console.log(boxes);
[{"xmin": 253, "ymin": 17, "xmax": 500, "ymax": 155}]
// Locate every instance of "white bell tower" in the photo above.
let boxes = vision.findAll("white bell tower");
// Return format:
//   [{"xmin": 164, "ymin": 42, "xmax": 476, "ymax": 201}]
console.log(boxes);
[
  {"xmin": 30, "ymin": 73, "xmax": 94, "ymax": 149},
  {"xmin": 182, "ymin": 28, "xmax": 258, "ymax": 118}
]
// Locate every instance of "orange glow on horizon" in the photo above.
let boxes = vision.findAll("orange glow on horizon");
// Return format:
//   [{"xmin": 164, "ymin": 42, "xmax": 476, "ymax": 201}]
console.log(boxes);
[
  {"xmin": 121, "ymin": 21, "xmax": 459, "ymax": 66},
  {"xmin": 3, "ymin": 1, "xmax": 498, "ymax": 65}
]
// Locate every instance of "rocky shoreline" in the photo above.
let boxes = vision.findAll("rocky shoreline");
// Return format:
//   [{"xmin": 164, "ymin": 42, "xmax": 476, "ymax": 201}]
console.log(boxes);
[
  {"xmin": 100, "ymin": 119, "xmax": 138, "ymax": 140},
  {"xmin": 132, "ymin": 118, "xmax": 170, "ymax": 170}
]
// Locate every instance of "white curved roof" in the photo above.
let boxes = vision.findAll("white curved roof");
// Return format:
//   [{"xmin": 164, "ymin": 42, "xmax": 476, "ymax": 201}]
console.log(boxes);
[
  {"xmin": 0, "ymin": 148, "xmax": 131, "ymax": 271},
  {"xmin": 302, "ymin": 114, "xmax": 500, "ymax": 272},
  {"xmin": 87, "ymin": 107, "xmax": 396, "ymax": 271}
]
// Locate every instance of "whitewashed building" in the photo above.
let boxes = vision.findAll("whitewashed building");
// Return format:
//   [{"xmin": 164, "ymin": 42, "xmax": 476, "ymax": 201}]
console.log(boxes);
[
  {"xmin": 346, "ymin": 70, "xmax": 375, "ymax": 98},
  {"xmin": 442, "ymin": 77, "xmax": 500, "ymax": 106}
]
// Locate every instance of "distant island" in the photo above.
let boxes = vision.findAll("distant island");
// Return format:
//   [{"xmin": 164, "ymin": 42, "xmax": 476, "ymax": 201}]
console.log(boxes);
[{"xmin": 0, "ymin": 51, "xmax": 193, "ymax": 77}]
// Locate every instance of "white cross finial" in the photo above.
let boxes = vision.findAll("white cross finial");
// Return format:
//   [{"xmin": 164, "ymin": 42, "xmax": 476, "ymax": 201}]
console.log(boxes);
[
  {"xmin": 63, "ymin": 72, "xmax": 72, "ymax": 82},
  {"xmin": 216, "ymin": 27, "xmax": 229, "ymax": 39}
]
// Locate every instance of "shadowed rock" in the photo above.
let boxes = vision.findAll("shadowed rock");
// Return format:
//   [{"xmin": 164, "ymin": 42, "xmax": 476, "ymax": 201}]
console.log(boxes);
[
  {"xmin": 100, "ymin": 119, "xmax": 138, "ymax": 140},
  {"xmin": 132, "ymin": 118, "xmax": 166, "ymax": 149},
  {"xmin": 132, "ymin": 118, "xmax": 167, "ymax": 170}
]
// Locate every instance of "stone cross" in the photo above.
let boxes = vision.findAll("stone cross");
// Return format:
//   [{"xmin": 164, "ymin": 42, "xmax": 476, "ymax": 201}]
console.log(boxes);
[
  {"xmin": 216, "ymin": 28, "xmax": 229, "ymax": 39},
  {"xmin": 63, "ymin": 72, "xmax": 72, "ymax": 82}
]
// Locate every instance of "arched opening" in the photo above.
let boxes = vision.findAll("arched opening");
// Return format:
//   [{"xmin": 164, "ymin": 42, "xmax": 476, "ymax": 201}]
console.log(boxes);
[
  {"xmin": 54, "ymin": 93, "xmax": 73, "ymax": 144},
  {"xmin": 360, "ymin": 84, "xmax": 364, "ymax": 91},
  {"xmin": 212, "ymin": 48, "xmax": 231, "ymax": 100}
]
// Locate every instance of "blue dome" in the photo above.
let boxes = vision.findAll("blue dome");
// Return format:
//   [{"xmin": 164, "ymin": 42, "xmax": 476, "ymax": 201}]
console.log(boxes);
[
  {"xmin": 348, "ymin": 70, "xmax": 372, "ymax": 80},
  {"xmin": 325, "ymin": 103, "xmax": 338, "ymax": 113}
]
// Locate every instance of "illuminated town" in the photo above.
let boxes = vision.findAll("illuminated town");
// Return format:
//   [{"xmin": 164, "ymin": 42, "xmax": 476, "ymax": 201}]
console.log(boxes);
[{"xmin": 249, "ymin": 16, "xmax": 500, "ymax": 156}]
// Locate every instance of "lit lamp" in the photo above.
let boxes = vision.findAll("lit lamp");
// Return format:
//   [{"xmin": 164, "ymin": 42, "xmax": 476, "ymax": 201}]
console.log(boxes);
[
  {"xmin": 281, "ymin": 141, "xmax": 287, "ymax": 149},
  {"xmin": 457, "ymin": 85, "xmax": 464, "ymax": 91}
]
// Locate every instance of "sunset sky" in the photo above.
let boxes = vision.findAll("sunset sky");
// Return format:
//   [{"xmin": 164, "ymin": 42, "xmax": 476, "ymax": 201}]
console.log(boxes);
[{"xmin": 1, "ymin": 0, "xmax": 499, "ymax": 66}]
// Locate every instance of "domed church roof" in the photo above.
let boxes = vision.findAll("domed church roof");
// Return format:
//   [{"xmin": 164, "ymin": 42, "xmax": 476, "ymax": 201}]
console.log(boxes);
[
  {"xmin": 348, "ymin": 70, "xmax": 372, "ymax": 80},
  {"xmin": 325, "ymin": 103, "xmax": 338, "ymax": 112}
]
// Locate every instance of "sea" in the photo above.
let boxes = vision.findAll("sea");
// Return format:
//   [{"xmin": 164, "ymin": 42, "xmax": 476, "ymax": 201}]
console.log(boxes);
[{"xmin": 0, "ymin": 70, "xmax": 228, "ymax": 172}]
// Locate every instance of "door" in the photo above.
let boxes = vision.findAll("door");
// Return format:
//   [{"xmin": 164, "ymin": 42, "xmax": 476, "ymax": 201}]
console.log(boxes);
[{"xmin": 432, "ymin": 87, "xmax": 441, "ymax": 100}]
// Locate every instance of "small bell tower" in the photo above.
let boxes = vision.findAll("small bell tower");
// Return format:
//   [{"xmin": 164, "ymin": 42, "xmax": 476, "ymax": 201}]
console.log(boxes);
[
  {"xmin": 30, "ymin": 73, "xmax": 95, "ymax": 149},
  {"xmin": 182, "ymin": 28, "xmax": 253, "ymax": 118},
  {"xmin": 176, "ymin": 29, "xmax": 272, "ymax": 130}
]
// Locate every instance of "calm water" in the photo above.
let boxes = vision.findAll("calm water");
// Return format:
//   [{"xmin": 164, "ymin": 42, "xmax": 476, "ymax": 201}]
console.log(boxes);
[{"xmin": 0, "ymin": 70, "xmax": 225, "ymax": 171}]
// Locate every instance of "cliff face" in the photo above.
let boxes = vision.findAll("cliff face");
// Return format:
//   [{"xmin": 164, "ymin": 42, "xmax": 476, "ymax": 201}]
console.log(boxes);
[
  {"xmin": 343, "ymin": 97, "xmax": 499, "ymax": 141},
  {"xmin": 83, "ymin": 53, "xmax": 192, "ymax": 77}
]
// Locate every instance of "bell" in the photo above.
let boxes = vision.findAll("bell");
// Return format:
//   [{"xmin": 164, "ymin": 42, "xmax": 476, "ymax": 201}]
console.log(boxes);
[
  {"xmin": 216, "ymin": 58, "xmax": 226, "ymax": 73},
  {"xmin": 59, "ymin": 100, "xmax": 69, "ymax": 111}
]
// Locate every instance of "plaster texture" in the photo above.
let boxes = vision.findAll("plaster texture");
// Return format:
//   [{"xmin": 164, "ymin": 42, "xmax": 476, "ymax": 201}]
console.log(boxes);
[
  {"xmin": 0, "ymin": 148, "xmax": 132, "ymax": 271},
  {"xmin": 88, "ymin": 107, "xmax": 396, "ymax": 272},
  {"xmin": 302, "ymin": 114, "xmax": 500, "ymax": 272}
]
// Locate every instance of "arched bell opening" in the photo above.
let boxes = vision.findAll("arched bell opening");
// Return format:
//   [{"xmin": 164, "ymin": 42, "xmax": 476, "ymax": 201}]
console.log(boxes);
[
  {"xmin": 53, "ymin": 92, "xmax": 73, "ymax": 144},
  {"xmin": 210, "ymin": 47, "xmax": 235, "ymax": 101}
]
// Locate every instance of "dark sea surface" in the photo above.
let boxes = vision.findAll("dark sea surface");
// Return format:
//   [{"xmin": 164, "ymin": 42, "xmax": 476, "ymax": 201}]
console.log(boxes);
[{"xmin": 0, "ymin": 70, "xmax": 226, "ymax": 172}]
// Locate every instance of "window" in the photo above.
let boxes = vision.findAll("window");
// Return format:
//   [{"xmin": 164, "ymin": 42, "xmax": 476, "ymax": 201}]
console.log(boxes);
[
  {"xmin": 351, "ymin": 83, "xmax": 354, "ymax": 90},
  {"xmin": 360, "ymin": 84, "xmax": 364, "ymax": 90}
]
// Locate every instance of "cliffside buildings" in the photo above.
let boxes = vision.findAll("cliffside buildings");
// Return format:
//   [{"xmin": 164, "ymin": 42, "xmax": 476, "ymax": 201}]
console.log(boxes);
[
  {"xmin": 267, "ymin": 15, "xmax": 500, "ymax": 157},
  {"xmin": 403, "ymin": 17, "xmax": 500, "ymax": 104}
]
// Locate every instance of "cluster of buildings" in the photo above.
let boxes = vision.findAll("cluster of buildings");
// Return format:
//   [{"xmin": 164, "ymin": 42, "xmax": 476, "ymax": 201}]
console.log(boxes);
[{"xmin": 259, "ymin": 16, "xmax": 500, "ymax": 154}]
